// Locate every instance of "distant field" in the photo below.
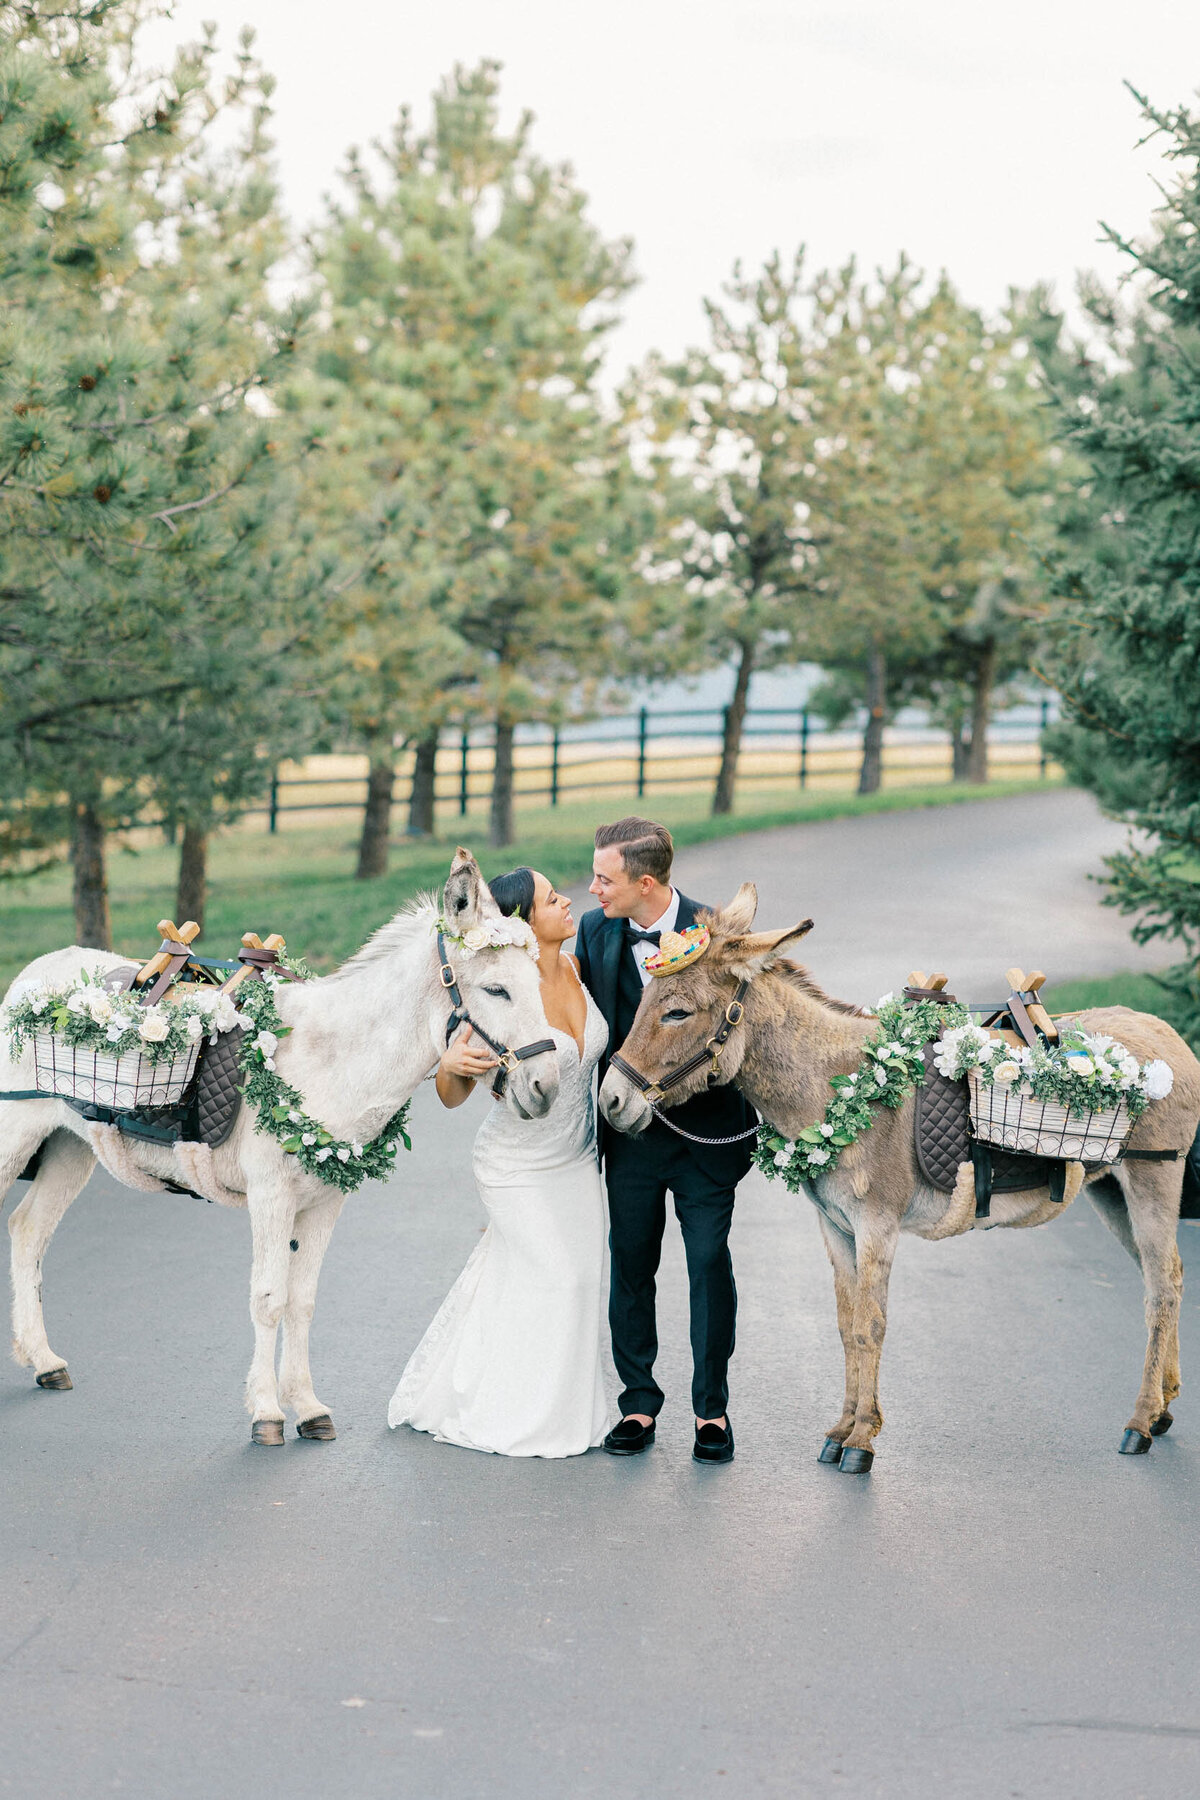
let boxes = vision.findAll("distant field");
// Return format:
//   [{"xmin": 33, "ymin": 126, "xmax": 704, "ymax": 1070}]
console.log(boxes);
[{"xmin": 1, "ymin": 777, "xmax": 1057, "ymax": 988}]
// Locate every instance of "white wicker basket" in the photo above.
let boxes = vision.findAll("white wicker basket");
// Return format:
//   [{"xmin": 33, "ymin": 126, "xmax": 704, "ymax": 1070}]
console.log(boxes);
[
  {"xmin": 968, "ymin": 1071, "xmax": 1131, "ymax": 1162},
  {"xmin": 33, "ymin": 1033, "xmax": 200, "ymax": 1110}
]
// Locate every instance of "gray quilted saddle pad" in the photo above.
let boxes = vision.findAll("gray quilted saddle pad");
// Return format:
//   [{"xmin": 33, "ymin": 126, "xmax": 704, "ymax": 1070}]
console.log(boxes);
[{"xmin": 193, "ymin": 1029, "xmax": 243, "ymax": 1148}]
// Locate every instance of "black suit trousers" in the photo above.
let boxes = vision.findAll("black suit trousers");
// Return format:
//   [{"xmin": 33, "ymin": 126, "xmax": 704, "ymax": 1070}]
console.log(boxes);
[{"xmin": 605, "ymin": 1127, "xmax": 737, "ymax": 1420}]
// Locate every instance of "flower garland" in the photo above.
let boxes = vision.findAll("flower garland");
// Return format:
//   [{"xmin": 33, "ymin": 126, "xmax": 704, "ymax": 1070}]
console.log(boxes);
[
  {"xmin": 4, "ymin": 966, "xmax": 245, "ymax": 1065},
  {"xmin": 934, "ymin": 1019, "xmax": 1173, "ymax": 1120},
  {"xmin": 435, "ymin": 913, "xmax": 539, "ymax": 962},
  {"xmin": 756, "ymin": 993, "xmax": 969, "ymax": 1194},
  {"xmin": 235, "ymin": 978, "xmax": 411, "ymax": 1194}
]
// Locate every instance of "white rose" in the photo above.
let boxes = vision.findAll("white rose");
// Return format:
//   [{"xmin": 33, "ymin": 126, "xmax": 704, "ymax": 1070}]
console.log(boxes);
[
  {"xmin": 185, "ymin": 1014, "xmax": 204, "ymax": 1040},
  {"xmin": 289, "ymin": 1110, "xmax": 304, "ymax": 1124},
  {"xmin": 336, "ymin": 1148, "xmax": 350, "ymax": 1163},
  {"xmin": 1084, "ymin": 1033, "xmax": 1115, "ymax": 1053},
  {"xmin": 464, "ymin": 927, "xmax": 490, "ymax": 951},
  {"xmin": 873, "ymin": 1067, "xmax": 888, "ymax": 1088},
  {"xmin": 30, "ymin": 995, "xmax": 49, "ymax": 1016},
  {"xmin": 351, "ymin": 1141, "xmax": 363, "ymax": 1157},
  {"xmin": 976, "ymin": 1038, "xmax": 998, "ymax": 1061},
  {"xmin": 315, "ymin": 1147, "xmax": 332, "ymax": 1162},
  {"xmin": 66, "ymin": 990, "xmax": 89, "ymax": 1015},
  {"xmin": 807, "ymin": 1147, "xmax": 830, "ymax": 1166},
  {"xmin": 773, "ymin": 1149, "xmax": 791, "ymax": 1169},
  {"xmin": 1065, "ymin": 1053, "xmax": 1093, "ymax": 1077},
  {"xmin": 138, "ymin": 1008, "xmax": 170, "ymax": 1043},
  {"xmin": 1142, "ymin": 1059, "xmax": 1174, "ymax": 1101},
  {"xmin": 301, "ymin": 1133, "xmax": 316, "ymax": 1147},
  {"xmin": 213, "ymin": 997, "xmax": 240, "ymax": 1033},
  {"xmin": 820, "ymin": 1122, "xmax": 834, "ymax": 1137},
  {"xmin": 875, "ymin": 993, "xmax": 895, "ymax": 1009},
  {"xmin": 991, "ymin": 1060, "xmax": 1021, "ymax": 1086},
  {"xmin": 84, "ymin": 992, "xmax": 113, "ymax": 1024},
  {"xmin": 253, "ymin": 1030, "xmax": 279, "ymax": 1058},
  {"xmin": 105, "ymin": 1022, "xmax": 126, "ymax": 1043}
]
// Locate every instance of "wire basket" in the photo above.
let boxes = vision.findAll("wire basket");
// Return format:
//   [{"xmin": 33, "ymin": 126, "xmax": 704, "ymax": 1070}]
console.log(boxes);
[
  {"xmin": 32, "ymin": 1033, "xmax": 200, "ymax": 1111},
  {"xmin": 967, "ymin": 1071, "xmax": 1131, "ymax": 1162}
]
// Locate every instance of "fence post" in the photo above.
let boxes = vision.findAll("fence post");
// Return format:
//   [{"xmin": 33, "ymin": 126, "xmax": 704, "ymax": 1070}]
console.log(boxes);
[
  {"xmin": 1039, "ymin": 697, "xmax": 1049, "ymax": 780},
  {"xmin": 799, "ymin": 709, "xmax": 809, "ymax": 788},
  {"xmin": 268, "ymin": 769, "xmax": 279, "ymax": 835},
  {"xmin": 636, "ymin": 707, "xmax": 648, "ymax": 799},
  {"xmin": 550, "ymin": 727, "xmax": 560, "ymax": 808},
  {"xmin": 459, "ymin": 730, "xmax": 470, "ymax": 816}
]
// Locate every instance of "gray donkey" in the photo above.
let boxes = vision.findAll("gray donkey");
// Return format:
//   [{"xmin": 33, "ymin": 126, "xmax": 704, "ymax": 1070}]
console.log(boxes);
[{"xmin": 599, "ymin": 884, "xmax": 1200, "ymax": 1471}]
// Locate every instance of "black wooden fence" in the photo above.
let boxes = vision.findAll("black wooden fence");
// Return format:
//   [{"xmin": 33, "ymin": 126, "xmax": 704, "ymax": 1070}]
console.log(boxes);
[{"xmin": 258, "ymin": 699, "xmax": 1056, "ymax": 832}]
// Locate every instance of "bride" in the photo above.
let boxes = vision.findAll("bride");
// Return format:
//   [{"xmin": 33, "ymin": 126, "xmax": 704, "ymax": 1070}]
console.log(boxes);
[{"xmin": 388, "ymin": 868, "xmax": 612, "ymax": 1457}]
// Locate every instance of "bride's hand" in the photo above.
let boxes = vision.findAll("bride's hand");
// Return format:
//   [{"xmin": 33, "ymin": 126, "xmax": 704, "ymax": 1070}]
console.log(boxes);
[{"xmin": 440, "ymin": 1024, "xmax": 497, "ymax": 1082}]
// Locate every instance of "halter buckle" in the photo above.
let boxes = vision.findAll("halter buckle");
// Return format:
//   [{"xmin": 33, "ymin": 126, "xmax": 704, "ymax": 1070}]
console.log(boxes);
[
  {"xmin": 724, "ymin": 1000, "xmax": 744, "ymax": 1027},
  {"xmin": 439, "ymin": 962, "xmax": 456, "ymax": 989},
  {"xmin": 642, "ymin": 1082, "xmax": 664, "ymax": 1107},
  {"xmin": 498, "ymin": 1049, "xmax": 519, "ymax": 1074}
]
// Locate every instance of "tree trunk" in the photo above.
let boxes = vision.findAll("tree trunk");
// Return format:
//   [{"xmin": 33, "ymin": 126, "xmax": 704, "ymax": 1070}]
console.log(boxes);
[
  {"xmin": 857, "ymin": 646, "xmax": 887, "ymax": 795},
  {"xmin": 408, "ymin": 729, "xmax": 439, "ymax": 837},
  {"xmin": 966, "ymin": 641, "xmax": 996, "ymax": 785},
  {"xmin": 951, "ymin": 729, "xmax": 971, "ymax": 781},
  {"xmin": 490, "ymin": 718, "xmax": 516, "ymax": 848},
  {"xmin": 175, "ymin": 822, "xmax": 208, "ymax": 934},
  {"xmin": 71, "ymin": 798, "xmax": 111, "ymax": 950},
  {"xmin": 711, "ymin": 640, "xmax": 756, "ymax": 816},
  {"xmin": 356, "ymin": 754, "xmax": 395, "ymax": 880}
]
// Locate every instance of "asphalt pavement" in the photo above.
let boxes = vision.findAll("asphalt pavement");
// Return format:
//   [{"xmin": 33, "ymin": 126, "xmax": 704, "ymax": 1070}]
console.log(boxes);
[{"xmin": 2, "ymin": 788, "xmax": 1197, "ymax": 1800}]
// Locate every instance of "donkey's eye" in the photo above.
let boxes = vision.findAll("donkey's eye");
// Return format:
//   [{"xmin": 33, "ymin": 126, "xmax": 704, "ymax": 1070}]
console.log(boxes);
[
  {"xmin": 483, "ymin": 985, "xmax": 511, "ymax": 1001},
  {"xmin": 661, "ymin": 1008, "xmax": 692, "ymax": 1024}
]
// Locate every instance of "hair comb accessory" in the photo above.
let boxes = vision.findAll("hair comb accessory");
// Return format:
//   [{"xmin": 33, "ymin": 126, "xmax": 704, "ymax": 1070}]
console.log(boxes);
[{"xmin": 644, "ymin": 924, "xmax": 710, "ymax": 977}]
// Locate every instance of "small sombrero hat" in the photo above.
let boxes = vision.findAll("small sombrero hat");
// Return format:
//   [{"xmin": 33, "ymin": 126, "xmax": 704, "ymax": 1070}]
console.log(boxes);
[{"xmin": 644, "ymin": 925, "xmax": 711, "ymax": 978}]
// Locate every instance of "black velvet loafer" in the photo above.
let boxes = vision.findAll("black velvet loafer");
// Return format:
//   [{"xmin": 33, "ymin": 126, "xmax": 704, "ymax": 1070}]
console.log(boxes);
[
  {"xmin": 693, "ymin": 1419, "xmax": 734, "ymax": 1464},
  {"xmin": 603, "ymin": 1417, "xmax": 656, "ymax": 1455}
]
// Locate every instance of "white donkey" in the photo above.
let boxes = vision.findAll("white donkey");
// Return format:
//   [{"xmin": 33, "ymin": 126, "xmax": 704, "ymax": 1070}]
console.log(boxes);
[{"xmin": 0, "ymin": 849, "xmax": 558, "ymax": 1443}]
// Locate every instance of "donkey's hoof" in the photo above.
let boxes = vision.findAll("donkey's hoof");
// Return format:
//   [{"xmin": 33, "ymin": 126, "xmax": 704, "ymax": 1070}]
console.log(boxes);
[
  {"xmin": 36, "ymin": 1366, "xmax": 72, "ymax": 1391},
  {"xmin": 839, "ymin": 1446, "xmax": 874, "ymax": 1474},
  {"xmin": 818, "ymin": 1436, "xmax": 844, "ymax": 1465},
  {"xmin": 251, "ymin": 1419, "xmax": 285, "ymax": 1446},
  {"xmin": 1150, "ymin": 1410, "xmax": 1174, "ymax": 1437},
  {"xmin": 296, "ymin": 1413, "xmax": 336, "ymax": 1441},
  {"xmin": 1119, "ymin": 1428, "xmax": 1152, "ymax": 1456}
]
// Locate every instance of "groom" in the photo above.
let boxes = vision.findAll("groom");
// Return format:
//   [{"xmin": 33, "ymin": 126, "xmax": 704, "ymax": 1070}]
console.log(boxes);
[{"xmin": 575, "ymin": 816, "xmax": 757, "ymax": 1464}]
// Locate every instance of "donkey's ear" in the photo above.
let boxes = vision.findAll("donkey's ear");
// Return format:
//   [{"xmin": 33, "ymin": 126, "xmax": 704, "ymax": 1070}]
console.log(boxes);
[
  {"xmin": 443, "ymin": 847, "xmax": 500, "ymax": 928},
  {"xmin": 725, "ymin": 919, "xmax": 814, "ymax": 981},
  {"xmin": 715, "ymin": 882, "xmax": 758, "ymax": 935}
]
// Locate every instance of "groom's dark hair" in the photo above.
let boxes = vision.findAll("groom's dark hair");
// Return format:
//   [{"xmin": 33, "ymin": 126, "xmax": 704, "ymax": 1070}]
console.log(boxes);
[{"xmin": 594, "ymin": 816, "xmax": 673, "ymax": 884}]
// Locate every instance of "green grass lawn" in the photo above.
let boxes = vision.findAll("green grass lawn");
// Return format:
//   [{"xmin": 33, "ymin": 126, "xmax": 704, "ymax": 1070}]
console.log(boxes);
[
  {"xmin": 1, "ymin": 776, "xmax": 1060, "ymax": 988},
  {"xmin": 1041, "ymin": 970, "xmax": 1178, "ymax": 1020}
]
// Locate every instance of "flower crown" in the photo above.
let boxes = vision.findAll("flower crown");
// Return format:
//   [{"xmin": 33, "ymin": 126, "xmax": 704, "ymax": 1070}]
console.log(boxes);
[
  {"xmin": 436, "ymin": 914, "xmax": 539, "ymax": 963},
  {"xmin": 644, "ymin": 925, "xmax": 710, "ymax": 978}
]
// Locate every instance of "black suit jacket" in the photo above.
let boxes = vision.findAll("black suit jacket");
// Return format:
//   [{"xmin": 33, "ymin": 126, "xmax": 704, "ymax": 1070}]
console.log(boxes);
[{"xmin": 575, "ymin": 891, "xmax": 757, "ymax": 1182}]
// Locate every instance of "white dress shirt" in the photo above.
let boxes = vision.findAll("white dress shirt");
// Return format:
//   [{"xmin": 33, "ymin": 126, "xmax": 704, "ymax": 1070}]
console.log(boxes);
[{"xmin": 628, "ymin": 888, "xmax": 680, "ymax": 988}]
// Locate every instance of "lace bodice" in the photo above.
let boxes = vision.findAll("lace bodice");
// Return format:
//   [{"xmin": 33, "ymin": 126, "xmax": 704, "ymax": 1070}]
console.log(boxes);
[{"xmin": 473, "ymin": 982, "xmax": 609, "ymax": 1175}]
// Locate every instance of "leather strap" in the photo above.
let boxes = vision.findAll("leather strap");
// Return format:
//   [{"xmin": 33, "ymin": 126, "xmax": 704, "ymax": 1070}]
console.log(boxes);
[
  {"xmin": 608, "ymin": 979, "xmax": 751, "ymax": 1111},
  {"xmin": 437, "ymin": 931, "xmax": 555, "ymax": 1097}
]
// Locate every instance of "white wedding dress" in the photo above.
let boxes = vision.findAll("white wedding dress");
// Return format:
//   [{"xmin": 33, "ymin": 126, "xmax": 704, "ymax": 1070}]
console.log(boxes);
[{"xmin": 388, "ymin": 981, "xmax": 612, "ymax": 1457}]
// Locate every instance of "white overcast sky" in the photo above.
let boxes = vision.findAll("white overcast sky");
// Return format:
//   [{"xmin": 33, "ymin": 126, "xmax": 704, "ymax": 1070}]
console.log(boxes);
[{"xmin": 148, "ymin": 1, "xmax": 1200, "ymax": 378}]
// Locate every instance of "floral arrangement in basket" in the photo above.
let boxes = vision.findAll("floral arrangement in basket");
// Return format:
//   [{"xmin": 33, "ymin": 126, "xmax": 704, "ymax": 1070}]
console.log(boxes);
[
  {"xmin": 932, "ymin": 1021, "xmax": 1174, "ymax": 1120},
  {"xmin": 4, "ymin": 966, "xmax": 248, "ymax": 1064}
]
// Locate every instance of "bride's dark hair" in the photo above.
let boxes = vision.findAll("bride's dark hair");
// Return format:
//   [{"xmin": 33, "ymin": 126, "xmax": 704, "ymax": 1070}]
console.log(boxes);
[{"xmin": 488, "ymin": 866, "xmax": 536, "ymax": 924}]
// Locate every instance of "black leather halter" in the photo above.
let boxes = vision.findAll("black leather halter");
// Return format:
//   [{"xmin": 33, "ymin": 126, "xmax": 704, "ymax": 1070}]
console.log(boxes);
[
  {"xmin": 437, "ymin": 930, "xmax": 556, "ymax": 1098},
  {"xmin": 608, "ymin": 978, "xmax": 757, "ymax": 1143}
]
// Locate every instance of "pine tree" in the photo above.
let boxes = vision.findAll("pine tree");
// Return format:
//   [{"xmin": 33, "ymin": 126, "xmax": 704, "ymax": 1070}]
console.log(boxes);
[
  {"xmin": 1044, "ymin": 90, "xmax": 1200, "ymax": 1038},
  {"xmin": 302, "ymin": 62, "xmax": 640, "ymax": 861},
  {"xmin": 630, "ymin": 252, "xmax": 824, "ymax": 816},
  {"xmin": 0, "ymin": 6, "xmax": 306, "ymax": 941}
]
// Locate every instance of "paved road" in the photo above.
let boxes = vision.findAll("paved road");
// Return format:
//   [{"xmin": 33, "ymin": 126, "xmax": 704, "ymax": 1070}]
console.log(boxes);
[{"xmin": 3, "ymin": 791, "xmax": 1197, "ymax": 1800}]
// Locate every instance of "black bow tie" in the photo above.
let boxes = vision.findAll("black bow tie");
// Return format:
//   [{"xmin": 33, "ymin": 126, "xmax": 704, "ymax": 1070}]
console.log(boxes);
[{"xmin": 624, "ymin": 925, "xmax": 662, "ymax": 947}]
